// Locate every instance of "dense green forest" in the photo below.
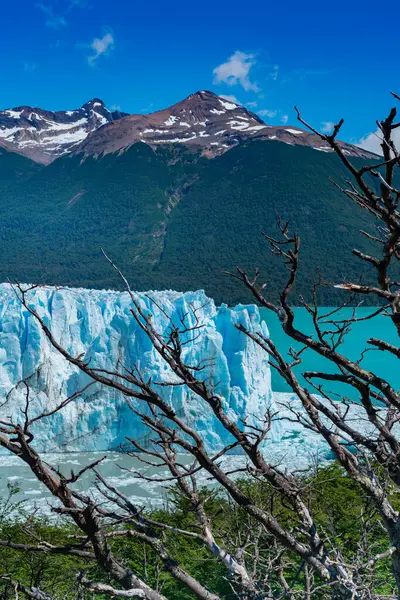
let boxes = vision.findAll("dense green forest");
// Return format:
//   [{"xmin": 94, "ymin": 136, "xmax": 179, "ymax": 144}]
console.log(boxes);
[
  {"xmin": 0, "ymin": 464, "xmax": 396, "ymax": 599},
  {"xmin": 0, "ymin": 140, "xmax": 379, "ymax": 304}
]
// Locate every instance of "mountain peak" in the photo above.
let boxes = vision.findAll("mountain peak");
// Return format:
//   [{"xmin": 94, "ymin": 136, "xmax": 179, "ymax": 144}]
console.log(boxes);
[
  {"xmin": 75, "ymin": 88, "xmax": 373, "ymax": 161},
  {"xmin": 186, "ymin": 90, "xmax": 224, "ymax": 101},
  {"xmin": 176, "ymin": 89, "xmax": 243, "ymax": 110},
  {"xmin": 74, "ymin": 88, "xmax": 269, "ymax": 159},
  {"xmin": 0, "ymin": 92, "xmax": 375, "ymax": 164},
  {"xmin": 185, "ymin": 90, "xmax": 239, "ymax": 104},
  {"xmin": 0, "ymin": 98, "xmax": 125, "ymax": 164},
  {"xmin": 82, "ymin": 98, "xmax": 106, "ymax": 109}
]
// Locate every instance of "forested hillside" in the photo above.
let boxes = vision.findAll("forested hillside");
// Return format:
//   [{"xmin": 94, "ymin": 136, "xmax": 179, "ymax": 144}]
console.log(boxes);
[
  {"xmin": 154, "ymin": 140, "xmax": 377, "ymax": 304},
  {"xmin": 0, "ymin": 140, "xmax": 377, "ymax": 304}
]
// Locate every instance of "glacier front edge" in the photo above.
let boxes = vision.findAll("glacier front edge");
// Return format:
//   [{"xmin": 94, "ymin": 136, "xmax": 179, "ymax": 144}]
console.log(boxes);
[{"xmin": 0, "ymin": 285, "xmax": 275, "ymax": 453}]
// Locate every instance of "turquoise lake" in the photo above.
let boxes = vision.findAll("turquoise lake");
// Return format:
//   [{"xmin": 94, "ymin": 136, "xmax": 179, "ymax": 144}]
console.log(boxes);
[
  {"xmin": 260, "ymin": 307, "xmax": 399, "ymax": 398},
  {"xmin": 0, "ymin": 306, "xmax": 398, "ymax": 509}
]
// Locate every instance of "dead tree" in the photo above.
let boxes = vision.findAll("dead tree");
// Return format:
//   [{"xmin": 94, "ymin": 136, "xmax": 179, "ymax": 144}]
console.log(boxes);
[
  {"xmin": 229, "ymin": 92, "xmax": 400, "ymax": 592},
  {"xmin": 2, "ymin": 96, "xmax": 400, "ymax": 599}
]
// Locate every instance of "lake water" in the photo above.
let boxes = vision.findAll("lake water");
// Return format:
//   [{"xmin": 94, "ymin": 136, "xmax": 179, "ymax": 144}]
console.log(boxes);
[
  {"xmin": 0, "ymin": 451, "xmax": 253, "ymax": 516},
  {"xmin": 261, "ymin": 307, "xmax": 399, "ymax": 397},
  {"xmin": 0, "ymin": 307, "xmax": 397, "ymax": 512},
  {"xmin": 0, "ymin": 451, "xmax": 184, "ymax": 516}
]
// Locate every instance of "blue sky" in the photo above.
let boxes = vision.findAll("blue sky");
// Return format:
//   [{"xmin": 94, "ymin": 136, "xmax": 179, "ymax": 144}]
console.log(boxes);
[{"xmin": 1, "ymin": 0, "xmax": 399, "ymax": 148}]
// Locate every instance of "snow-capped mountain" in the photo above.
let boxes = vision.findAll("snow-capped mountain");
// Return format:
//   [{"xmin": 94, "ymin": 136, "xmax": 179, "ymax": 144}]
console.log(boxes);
[
  {"xmin": 73, "ymin": 91, "xmax": 371, "ymax": 158},
  {"xmin": 76, "ymin": 90, "xmax": 268, "ymax": 158},
  {"xmin": 75, "ymin": 90, "xmax": 373, "ymax": 159},
  {"xmin": 0, "ymin": 91, "xmax": 374, "ymax": 164},
  {"xmin": 0, "ymin": 99, "xmax": 127, "ymax": 164}
]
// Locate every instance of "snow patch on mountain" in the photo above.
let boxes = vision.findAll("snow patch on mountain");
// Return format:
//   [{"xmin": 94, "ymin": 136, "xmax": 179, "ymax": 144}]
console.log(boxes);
[
  {"xmin": 0, "ymin": 99, "xmax": 127, "ymax": 164},
  {"xmin": 0, "ymin": 90, "xmax": 376, "ymax": 163},
  {"xmin": 219, "ymin": 99, "xmax": 238, "ymax": 110}
]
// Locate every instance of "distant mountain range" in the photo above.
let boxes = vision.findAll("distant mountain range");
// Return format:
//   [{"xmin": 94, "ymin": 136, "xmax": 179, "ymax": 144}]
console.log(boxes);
[
  {"xmin": 0, "ymin": 91, "xmax": 374, "ymax": 164},
  {"xmin": 0, "ymin": 99, "xmax": 127, "ymax": 164},
  {"xmin": 0, "ymin": 91, "xmax": 381, "ymax": 305}
]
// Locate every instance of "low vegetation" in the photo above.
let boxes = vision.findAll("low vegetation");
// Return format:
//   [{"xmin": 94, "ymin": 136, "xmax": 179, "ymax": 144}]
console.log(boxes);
[{"xmin": 0, "ymin": 465, "xmax": 396, "ymax": 599}]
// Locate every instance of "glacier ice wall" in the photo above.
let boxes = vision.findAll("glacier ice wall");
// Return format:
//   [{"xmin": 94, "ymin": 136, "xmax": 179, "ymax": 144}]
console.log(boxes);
[{"xmin": 0, "ymin": 285, "xmax": 274, "ymax": 453}]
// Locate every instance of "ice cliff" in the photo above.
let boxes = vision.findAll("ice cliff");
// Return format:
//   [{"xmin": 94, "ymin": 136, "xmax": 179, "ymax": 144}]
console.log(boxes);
[{"xmin": 0, "ymin": 285, "xmax": 274, "ymax": 453}]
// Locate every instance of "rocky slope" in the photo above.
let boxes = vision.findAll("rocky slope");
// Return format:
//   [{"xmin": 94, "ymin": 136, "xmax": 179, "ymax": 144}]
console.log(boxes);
[
  {"xmin": 0, "ymin": 99, "xmax": 127, "ymax": 164},
  {"xmin": 76, "ymin": 90, "xmax": 266, "ymax": 158},
  {"xmin": 76, "ymin": 90, "xmax": 373, "ymax": 159},
  {"xmin": 0, "ymin": 91, "xmax": 374, "ymax": 163}
]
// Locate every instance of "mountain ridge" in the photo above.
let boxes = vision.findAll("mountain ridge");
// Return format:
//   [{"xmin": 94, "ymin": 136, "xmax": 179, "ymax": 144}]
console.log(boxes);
[
  {"xmin": 0, "ymin": 91, "xmax": 384, "ymax": 305},
  {"xmin": 0, "ymin": 98, "xmax": 127, "ymax": 164},
  {"xmin": 0, "ymin": 90, "xmax": 375, "ymax": 164}
]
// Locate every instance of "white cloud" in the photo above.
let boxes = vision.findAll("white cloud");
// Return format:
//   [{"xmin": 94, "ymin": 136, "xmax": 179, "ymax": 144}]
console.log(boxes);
[
  {"xmin": 37, "ymin": 3, "xmax": 67, "ymax": 28},
  {"xmin": 258, "ymin": 109, "xmax": 277, "ymax": 118},
  {"xmin": 213, "ymin": 51, "xmax": 259, "ymax": 92},
  {"xmin": 357, "ymin": 127, "xmax": 400, "ymax": 156},
  {"xmin": 321, "ymin": 121, "xmax": 334, "ymax": 134},
  {"xmin": 220, "ymin": 94, "xmax": 239, "ymax": 104},
  {"xmin": 281, "ymin": 114, "xmax": 289, "ymax": 124},
  {"xmin": 357, "ymin": 130, "xmax": 382, "ymax": 155},
  {"xmin": 110, "ymin": 104, "xmax": 121, "ymax": 111},
  {"xmin": 87, "ymin": 32, "xmax": 114, "ymax": 65},
  {"xmin": 246, "ymin": 101, "xmax": 257, "ymax": 108}
]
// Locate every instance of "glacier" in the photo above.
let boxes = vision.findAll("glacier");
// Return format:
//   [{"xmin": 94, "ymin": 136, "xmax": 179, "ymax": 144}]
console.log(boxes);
[{"xmin": 0, "ymin": 284, "xmax": 275, "ymax": 453}]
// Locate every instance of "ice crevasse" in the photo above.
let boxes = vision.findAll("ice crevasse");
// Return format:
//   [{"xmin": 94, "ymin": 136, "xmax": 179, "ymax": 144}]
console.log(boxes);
[{"xmin": 0, "ymin": 284, "xmax": 277, "ymax": 453}]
